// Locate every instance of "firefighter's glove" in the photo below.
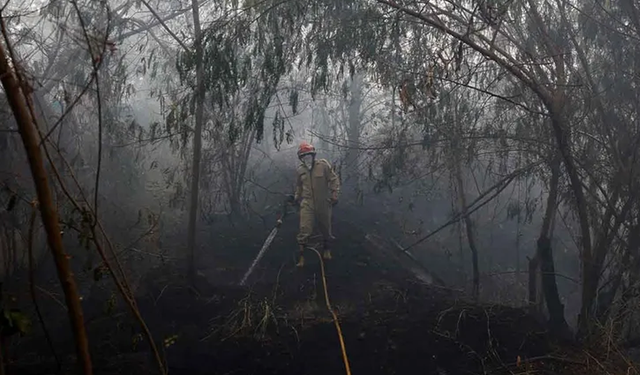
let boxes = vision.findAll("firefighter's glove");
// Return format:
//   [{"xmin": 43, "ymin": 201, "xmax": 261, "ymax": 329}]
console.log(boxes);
[
  {"xmin": 330, "ymin": 192, "xmax": 339, "ymax": 206},
  {"xmin": 286, "ymin": 194, "xmax": 299, "ymax": 206}
]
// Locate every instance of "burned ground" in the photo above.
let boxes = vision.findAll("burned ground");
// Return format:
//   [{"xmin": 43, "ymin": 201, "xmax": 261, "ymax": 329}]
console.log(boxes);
[{"xmin": 5, "ymin": 215, "xmax": 634, "ymax": 375}]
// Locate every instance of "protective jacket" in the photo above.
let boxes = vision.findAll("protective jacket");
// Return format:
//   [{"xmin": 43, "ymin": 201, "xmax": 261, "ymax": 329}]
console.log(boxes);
[{"xmin": 294, "ymin": 158, "xmax": 340, "ymax": 245}]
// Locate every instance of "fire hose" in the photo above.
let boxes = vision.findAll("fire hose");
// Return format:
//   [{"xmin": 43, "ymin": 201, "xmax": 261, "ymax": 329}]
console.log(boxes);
[
  {"xmin": 239, "ymin": 195, "xmax": 352, "ymax": 375},
  {"xmin": 307, "ymin": 245, "xmax": 352, "ymax": 375}
]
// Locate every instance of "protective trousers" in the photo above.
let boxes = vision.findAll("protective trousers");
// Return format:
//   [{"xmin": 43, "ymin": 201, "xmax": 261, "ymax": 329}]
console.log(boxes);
[{"xmin": 296, "ymin": 199, "xmax": 332, "ymax": 247}]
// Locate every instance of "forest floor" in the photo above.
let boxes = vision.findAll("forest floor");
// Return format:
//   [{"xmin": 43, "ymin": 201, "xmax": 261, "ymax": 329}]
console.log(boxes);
[{"xmin": 8, "ymin": 214, "xmax": 637, "ymax": 375}]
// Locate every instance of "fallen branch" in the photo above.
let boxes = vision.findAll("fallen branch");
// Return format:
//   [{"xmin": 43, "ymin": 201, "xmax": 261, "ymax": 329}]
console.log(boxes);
[
  {"xmin": 402, "ymin": 161, "xmax": 539, "ymax": 252},
  {"xmin": 390, "ymin": 238, "xmax": 446, "ymax": 286},
  {"xmin": 488, "ymin": 270, "xmax": 580, "ymax": 285},
  {"xmin": 505, "ymin": 354, "xmax": 586, "ymax": 367},
  {"xmin": 366, "ymin": 234, "xmax": 444, "ymax": 286}
]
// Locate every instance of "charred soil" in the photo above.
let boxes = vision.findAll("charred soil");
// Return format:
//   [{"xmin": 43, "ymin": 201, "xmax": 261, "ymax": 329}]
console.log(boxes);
[{"xmin": 7, "ymin": 217, "xmax": 635, "ymax": 375}]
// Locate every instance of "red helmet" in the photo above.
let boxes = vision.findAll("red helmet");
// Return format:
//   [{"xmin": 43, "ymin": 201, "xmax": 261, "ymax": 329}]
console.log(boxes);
[{"xmin": 297, "ymin": 141, "xmax": 316, "ymax": 158}]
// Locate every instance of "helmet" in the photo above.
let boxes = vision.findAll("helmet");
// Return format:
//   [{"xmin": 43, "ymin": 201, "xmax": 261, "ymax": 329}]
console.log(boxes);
[{"xmin": 297, "ymin": 141, "xmax": 316, "ymax": 158}]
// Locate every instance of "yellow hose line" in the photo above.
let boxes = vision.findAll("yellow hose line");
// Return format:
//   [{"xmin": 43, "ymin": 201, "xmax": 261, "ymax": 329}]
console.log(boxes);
[{"xmin": 308, "ymin": 247, "xmax": 352, "ymax": 375}]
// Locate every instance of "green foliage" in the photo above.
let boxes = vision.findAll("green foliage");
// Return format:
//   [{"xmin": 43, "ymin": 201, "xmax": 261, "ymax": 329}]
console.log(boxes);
[
  {"xmin": 166, "ymin": 3, "xmax": 299, "ymax": 152},
  {"xmin": 1, "ymin": 309, "xmax": 31, "ymax": 337},
  {"xmin": 164, "ymin": 334, "xmax": 178, "ymax": 347}
]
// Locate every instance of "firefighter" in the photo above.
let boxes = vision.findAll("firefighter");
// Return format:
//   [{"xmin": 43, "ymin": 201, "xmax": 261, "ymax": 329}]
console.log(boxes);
[{"xmin": 293, "ymin": 141, "xmax": 340, "ymax": 267}]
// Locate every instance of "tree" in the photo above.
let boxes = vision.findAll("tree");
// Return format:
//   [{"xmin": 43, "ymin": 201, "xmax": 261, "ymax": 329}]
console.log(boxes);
[
  {"xmin": 0, "ymin": 26, "xmax": 93, "ymax": 375},
  {"xmin": 186, "ymin": 0, "xmax": 205, "ymax": 286},
  {"xmin": 372, "ymin": 0, "xmax": 640, "ymax": 338}
]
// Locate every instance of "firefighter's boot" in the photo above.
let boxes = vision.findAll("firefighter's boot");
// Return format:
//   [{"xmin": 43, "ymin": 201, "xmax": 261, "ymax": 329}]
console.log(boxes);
[
  {"xmin": 323, "ymin": 241, "xmax": 332, "ymax": 260},
  {"xmin": 296, "ymin": 245, "xmax": 305, "ymax": 267}
]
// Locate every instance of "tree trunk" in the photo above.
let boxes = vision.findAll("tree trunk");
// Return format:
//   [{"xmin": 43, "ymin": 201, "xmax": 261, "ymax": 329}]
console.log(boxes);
[
  {"xmin": 448, "ymin": 106, "xmax": 479, "ymax": 299},
  {"xmin": 0, "ymin": 39, "xmax": 93, "ymax": 374},
  {"xmin": 345, "ymin": 72, "xmax": 363, "ymax": 199},
  {"xmin": 535, "ymin": 155, "xmax": 569, "ymax": 333},
  {"xmin": 527, "ymin": 255, "xmax": 541, "ymax": 313},
  {"xmin": 546, "ymin": 109, "xmax": 594, "ymax": 336},
  {"xmin": 538, "ymin": 236, "xmax": 568, "ymax": 332},
  {"xmin": 453, "ymin": 156, "xmax": 479, "ymax": 300},
  {"xmin": 515, "ymin": 213, "xmax": 521, "ymax": 279},
  {"xmin": 187, "ymin": 0, "xmax": 206, "ymax": 286},
  {"xmin": 314, "ymin": 99, "xmax": 330, "ymax": 153}
]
